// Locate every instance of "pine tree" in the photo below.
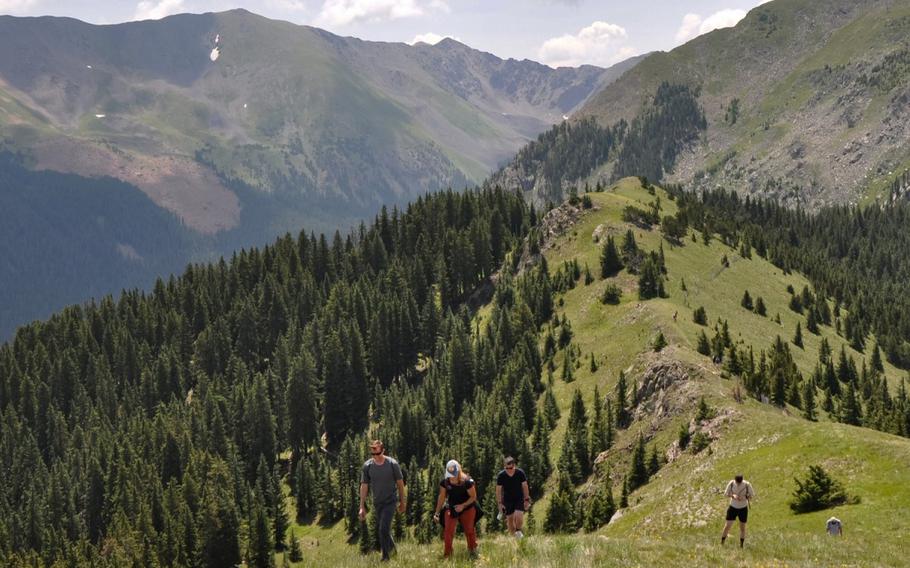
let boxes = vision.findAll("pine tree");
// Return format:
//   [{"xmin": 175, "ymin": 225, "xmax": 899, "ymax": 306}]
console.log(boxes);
[
  {"xmin": 600, "ymin": 236, "xmax": 624, "ymax": 278},
  {"xmin": 629, "ymin": 434, "xmax": 650, "ymax": 490},
  {"xmin": 271, "ymin": 467, "xmax": 290, "ymax": 550},
  {"xmin": 287, "ymin": 352, "xmax": 318, "ymax": 458},
  {"xmin": 840, "ymin": 381, "xmax": 863, "ymax": 426},
  {"xmin": 287, "ymin": 530, "xmax": 303, "ymax": 562},
  {"xmin": 528, "ymin": 409, "xmax": 553, "ymax": 490},
  {"xmin": 566, "ymin": 389, "xmax": 591, "ymax": 477},
  {"xmin": 605, "ymin": 399, "xmax": 616, "ymax": 450},
  {"xmin": 543, "ymin": 474, "xmax": 578, "ymax": 533},
  {"xmin": 562, "ymin": 350, "xmax": 575, "ymax": 383},
  {"xmin": 677, "ymin": 423, "xmax": 691, "ymax": 450},
  {"xmin": 295, "ymin": 456, "xmax": 317, "ymax": 522},
  {"xmin": 653, "ymin": 332, "xmax": 667, "ymax": 352},
  {"xmin": 871, "ymin": 342, "xmax": 885, "ymax": 374},
  {"xmin": 789, "ymin": 465, "xmax": 853, "ymax": 513},
  {"xmin": 590, "ymin": 352, "xmax": 599, "ymax": 373},
  {"xmin": 615, "ymin": 371, "xmax": 631, "ymax": 429},
  {"xmin": 198, "ymin": 460, "xmax": 241, "ymax": 568},
  {"xmin": 620, "ymin": 230, "xmax": 641, "ymax": 273},
  {"xmin": 601, "ymin": 284, "xmax": 622, "ymax": 305},
  {"xmin": 755, "ymin": 297, "xmax": 767, "ymax": 316},
  {"xmin": 590, "ymin": 386, "xmax": 610, "ymax": 458},
  {"xmin": 620, "ymin": 476, "xmax": 630, "ymax": 508},
  {"xmin": 823, "ymin": 388, "xmax": 835, "ymax": 415},
  {"xmin": 248, "ymin": 492, "xmax": 275, "ymax": 568},
  {"xmin": 544, "ymin": 385, "xmax": 561, "ymax": 428},
  {"xmin": 583, "ymin": 483, "xmax": 616, "ymax": 532},
  {"xmin": 793, "ymin": 323, "xmax": 804, "ymax": 348},
  {"xmin": 801, "ymin": 381, "xmax": 817, "ymax": 421},
  {"xmin": 696, "ymin": 331, "xmax": 711, "ymax": 356},
  {"xmin": 724, "ymin": 345, "xmax": 742, "ymax": 376},
  {"xmin": 807, "ymin": 309, "xmax": 820, "ymax": 335},
  {"xmin": 638, "ymin": 256, "xmax": 664, "ymax": 300},
  {"xmin": 693, "ymin": 306, "xmax": 707, "ymax": 325},
  {"xmin": 647, "ymin": 445, "xmax": 661, "ymax": 476},
  {"xmin": 741, "ymin": 290, "xmax": 753, "ymax": 311},
  {"xmin": 695, "ymin": 396, "xmax": 714, "ymax": 422}
]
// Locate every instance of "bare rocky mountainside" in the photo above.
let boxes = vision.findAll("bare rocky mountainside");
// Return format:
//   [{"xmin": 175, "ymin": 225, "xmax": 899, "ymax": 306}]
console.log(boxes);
[
  {"xmin": 494, "ymin": 0, "xmax": 910, "ymax": 208},
  {"xmin": 0, "ymin": 9, "xmax": 637, "ymax": 234}
]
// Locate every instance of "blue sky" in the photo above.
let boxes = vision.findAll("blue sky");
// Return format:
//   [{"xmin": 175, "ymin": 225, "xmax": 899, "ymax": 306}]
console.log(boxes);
[{"xmin": 0, "ymin": 0, "xmax": 771, "ymax": 67}]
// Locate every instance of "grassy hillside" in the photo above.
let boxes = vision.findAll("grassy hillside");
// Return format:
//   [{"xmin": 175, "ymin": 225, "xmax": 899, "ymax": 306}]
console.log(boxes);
[
  {"xmin": 277, "ymin": 179, "xmax": 910, "ymax": 567},
  {"xmin": 538, "ymin": 0, "xmax": 910, "ymax": 208}
]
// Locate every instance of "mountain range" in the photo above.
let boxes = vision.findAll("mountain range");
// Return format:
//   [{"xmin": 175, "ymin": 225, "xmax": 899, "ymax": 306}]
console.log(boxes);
[
  {"xmin": 496, "ymin": 0, "xmax": 910, "ymax": 208},
  {"xmin": 0, "ymin": 9, "xmax": 635, "ymax": 234},
  {"xmin": 0, "ymin": 9, "xmax": 638, "ymax": 338}
]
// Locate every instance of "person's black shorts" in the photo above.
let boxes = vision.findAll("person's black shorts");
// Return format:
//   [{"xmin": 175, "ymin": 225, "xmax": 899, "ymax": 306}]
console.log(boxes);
[
  {"xmin": 725, "ymin": 506, "xmax": 748, "ymax": 523},
  {"xmin": 503, "ymin": 500, "xmax": 525, "ymax": 515}
]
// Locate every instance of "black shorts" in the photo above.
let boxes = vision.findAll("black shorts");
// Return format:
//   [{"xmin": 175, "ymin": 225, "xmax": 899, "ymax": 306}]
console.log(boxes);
[
  {"xmin": 503, "ymin": 500, "xmax": 525, "ymax": 515},
  {"xmin": 726, "ymin": 506, "xmax": 748, "ymax": 523}
]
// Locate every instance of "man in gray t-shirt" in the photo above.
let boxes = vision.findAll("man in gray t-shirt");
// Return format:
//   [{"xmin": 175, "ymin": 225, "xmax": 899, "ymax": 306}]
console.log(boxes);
[{"xmin": 359, "ymin": 440, "xmax": 406, "ymax": 562}]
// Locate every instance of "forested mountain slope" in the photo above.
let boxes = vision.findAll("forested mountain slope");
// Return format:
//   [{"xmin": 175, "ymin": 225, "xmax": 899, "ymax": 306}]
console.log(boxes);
[
  {"xmin": 3, "ymin": 178, "xmax": 910, "ymax": 567},
  {"xmin": 494, "ymin": 0, "xmax": 910, "ymax": 208}
]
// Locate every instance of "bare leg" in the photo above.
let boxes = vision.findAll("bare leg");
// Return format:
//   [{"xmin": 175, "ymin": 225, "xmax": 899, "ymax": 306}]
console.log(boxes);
[
  {"xmin": 505, "ymin": 513, "xmax": 515, "ymax": 534},
  {"xmin": 740, "ymin": 521, "xmax": 747, "ymax": 544},
  {"xmin": 721, "ymin": 520, "xmax": 734, "ymax": 542},
  {"xmin": 512, "ymin": 511, "xmax": 524, "ymax": 532}
]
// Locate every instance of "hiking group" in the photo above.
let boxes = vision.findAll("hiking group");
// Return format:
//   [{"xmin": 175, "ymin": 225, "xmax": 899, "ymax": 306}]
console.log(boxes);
[
  {"xmin": 360, "ymin": 445, "xmax": 832, "ymax": 561},
  {"xmin": 359, "ymin": 440, "xmax": 531, "ymax": 561}
]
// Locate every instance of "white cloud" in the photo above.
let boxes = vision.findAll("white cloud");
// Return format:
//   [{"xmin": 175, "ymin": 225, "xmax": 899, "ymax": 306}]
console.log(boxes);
[
  {"xmin": 674, "ymin": 8, "xmax": 750, "ymax": 44},
  {"xmin": 538, "ymin": 21, "xmax": 636, "ymax": 68},
  {"xmin": 133, "ymin": 0, "xmax": 185, "ymax": 21},
  {"xmin": 266, "ymin": 0, "xmax": 308, "ymax": 10},
  {"xmin": 675, "ymin": 13, "xmax": 702, "ymax": 43},
  {"xmin": 316, "ymin": 0, "xmax": 448, "ymax": 27},
  {"xmin": 0, "ymin": 0, "xmax": 38, "ymax": 14},
  {"xmin": 409, "ymin": 32, "xmax": 458, "ymax": 45}
]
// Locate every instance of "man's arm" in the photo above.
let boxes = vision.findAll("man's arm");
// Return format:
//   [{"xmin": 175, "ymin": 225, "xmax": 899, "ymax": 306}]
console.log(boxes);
[
  {"xmin": 522, "ymin": 481, "xmax": 531, "ymax": 505},
  {"xmin": 396, "ymin": 478, "xmax": 407, "ymax": 513},
  {"xmin": 359, "ymin": 482, "xmax": 369, "ymax": 520}
]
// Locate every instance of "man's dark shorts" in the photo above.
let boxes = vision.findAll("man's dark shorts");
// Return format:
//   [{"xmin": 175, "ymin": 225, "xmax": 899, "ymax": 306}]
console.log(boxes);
[
  {"xmin": 726, "ymin": 506, "xmax": 748, "ymax": 523},
  {"xmin": 504, "ymin": 500, "xmax": 525, "ymax": 515}
]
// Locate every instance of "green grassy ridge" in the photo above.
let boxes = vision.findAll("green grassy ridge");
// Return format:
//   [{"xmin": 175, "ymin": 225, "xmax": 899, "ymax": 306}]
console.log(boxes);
[
  {"xmin": 277, "ymin": 178, "xmax": 910, "ymax": 566},
  {"xmin": 575, "ymin": 0, "xmax": 910, "ymax": 205}
]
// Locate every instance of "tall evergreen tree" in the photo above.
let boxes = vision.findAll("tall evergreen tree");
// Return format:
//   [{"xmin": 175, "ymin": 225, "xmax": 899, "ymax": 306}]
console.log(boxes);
[
  {"xmin": 629, "ymin": 434, "xmax": 650, "ymax": 490},
  {"xmin": 566, "ymin": 389, "xmax": 591, "ymax": 477},
  {"xmin": 615, "ymin": 371, "xmax": 631, "ymax": 429},
  {"xmin": 543, "ymin": 474, "xmax": 578, "ymax": 534},
  {"xmin": 600, "ymin": 236, "xmax": 623, "ymax": 278}
]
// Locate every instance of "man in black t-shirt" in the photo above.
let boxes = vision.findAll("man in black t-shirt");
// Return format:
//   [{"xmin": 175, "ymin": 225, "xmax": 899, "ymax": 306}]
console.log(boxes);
[{"xmin": 496, "ymin": 456, "xmax": 531, "ymax": 538}]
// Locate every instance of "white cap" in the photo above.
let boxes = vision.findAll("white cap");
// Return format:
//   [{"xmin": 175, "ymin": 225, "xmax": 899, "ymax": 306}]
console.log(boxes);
[{"xmin": 445, "ymin": 460, "xmax": 460, "ymax": 479}]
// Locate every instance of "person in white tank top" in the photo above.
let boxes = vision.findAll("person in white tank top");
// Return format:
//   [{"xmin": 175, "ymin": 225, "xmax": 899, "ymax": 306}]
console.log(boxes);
[{"xmin": 721, "ymin": 474, "xmax": 754, "ymax": 548}]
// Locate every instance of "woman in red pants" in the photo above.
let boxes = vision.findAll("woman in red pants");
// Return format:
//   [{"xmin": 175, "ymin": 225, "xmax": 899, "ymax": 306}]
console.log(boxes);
[{"xmin": 433, "ymin": 459, "xmax": 479, "ymax": 559}]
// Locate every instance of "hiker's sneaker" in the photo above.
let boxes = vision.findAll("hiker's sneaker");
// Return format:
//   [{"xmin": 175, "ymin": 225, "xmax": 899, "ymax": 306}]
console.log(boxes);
[
  {"xmin": 515, "ymin": 530, "xmax": 524, "ymax": 539},
  {"xmin": 468, "ymin": 549, "xmax": 479, "ymax": 560}
]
